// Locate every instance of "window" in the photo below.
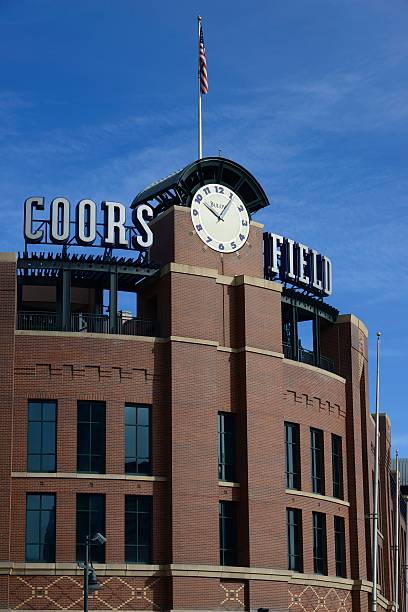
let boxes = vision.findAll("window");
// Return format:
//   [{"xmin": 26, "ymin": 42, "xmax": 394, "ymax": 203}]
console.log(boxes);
[
  {"xmin": 219, "ymin": 501, "xmax": 237, "ymax": 566},
  {"xmin": 311, "ymin": 428, "xmax": 325, "ymax": 494},
  {"xmin": 218, "ymin": 412, "xmax": 236, "ymax": 481},
  {"xmin": 27, "ymin": 401, "xmax": 56, "ymax": 472},
  {"xmin": 125, "ymin": 496, "xmax": 152, "ymax": 563},
  {"xmin": 25, "ymin": 494, "xmax": 55, "ymax": 562},
  {"xmin": 125, "ymin": 405, "xmax": 151, "ymax": 475},
  {"xmin": 334, "ymin": 516, "xmax": 346, "ymax": 577},
  {"xmin": 287, "ymin": 508, "xmax": 303, "ymax": 572},
  {"xmin": 285, "ymin": 422, "xmax": 300, "ymax": 489},
  {"xmin": 312, "ymin": 512, "xmax": 327, "ymax": 575},
  {"xmin": 332, "ymin": 435, "xmax": 344, "ymax": 499},
  {"xmin": 76, "ymin": 494, "xmax": 105, "ymax": 563},
  {"xmin": 77, "ymin": 401, "xmax": 105, "ymax": 473}
]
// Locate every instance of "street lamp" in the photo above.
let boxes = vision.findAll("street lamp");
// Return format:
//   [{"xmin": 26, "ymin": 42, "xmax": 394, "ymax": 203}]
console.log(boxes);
[{"xmin": 82, "ymin": 532, "xmax": 106, "ymax": 612}]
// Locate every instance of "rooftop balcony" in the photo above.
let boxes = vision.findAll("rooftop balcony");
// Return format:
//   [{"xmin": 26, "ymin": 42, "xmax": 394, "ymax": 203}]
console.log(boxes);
[{"xmin": 16, "ymin": 311, "xmax": 158, "ymax": 337}]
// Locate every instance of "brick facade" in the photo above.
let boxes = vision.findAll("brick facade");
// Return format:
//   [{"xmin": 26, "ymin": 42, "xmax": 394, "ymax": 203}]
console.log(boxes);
[{"xmin": 0, "ymin": 207, "xmax": 405, "ymax": 612}]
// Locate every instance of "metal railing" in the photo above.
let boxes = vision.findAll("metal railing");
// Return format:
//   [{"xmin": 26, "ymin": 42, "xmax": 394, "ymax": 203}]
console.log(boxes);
[
  {"xmin": 17, "ymin": 311, "xmax": 157, "ymax": 337},
  {"xmin": 319, "ymin": 354, "xmax": 336, "ymax": 373},
  {"xmin": 17, "ymin": 311, "xmax": 62, "ymax": 332},
  {"xmin": 282, "ymin": 341, "xmax": 336, "ymax": 374},
  {"xmin": 283, "ymin": 342, "xmax": 293, "ymax": 359},
  {"xmin": 298, "ymin": 347, "xmax": 315, "ymax": 366},
  {"xmin": 70, "ymin": 313, "xmax": 110, "ymax": 334}
]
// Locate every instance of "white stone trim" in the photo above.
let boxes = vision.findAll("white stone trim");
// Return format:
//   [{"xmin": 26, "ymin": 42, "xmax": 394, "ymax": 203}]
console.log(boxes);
[
  {"xmin": 285, "ymin": 488, "xmax": 350, "ymax": 507},
  {"xmin": 11, "ymin": 472, "xmax": 166, "ymax": 482},
  {"xmin": 160, "ymin": 261, "xmax": 281, "ymax": 293},
  {"xmin": 0, "ymin": 252, "xmax": 17, "ymax": 262},
  {"xmin": 15, "ymin": 330, "xmax": 160, "ymax": 343},
  {"xmin": 283, "ymin": 357, "xmax": 346, "ymax": 383},
  {"xmin": 337, "ymin": 313, "xmax": 368, "ymax": 338},
  {"xmin": 218, "ymin": 481, "xmax": 240, "ymax": 488}
]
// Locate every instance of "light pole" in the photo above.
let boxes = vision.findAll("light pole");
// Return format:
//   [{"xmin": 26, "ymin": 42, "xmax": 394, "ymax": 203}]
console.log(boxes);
[
  {"xmin": 82, "ymin": 532, "xmax": 106, "ymax": 612},
  {"xmin": 372, "ymin": 331, "xmax": 381, "ymax": 612}
]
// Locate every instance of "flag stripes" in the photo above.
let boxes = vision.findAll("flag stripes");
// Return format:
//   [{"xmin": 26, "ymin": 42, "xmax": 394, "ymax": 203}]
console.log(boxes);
[{"xmin": 199, "ymin": 27, "xmax": 208, "ymax": 95}]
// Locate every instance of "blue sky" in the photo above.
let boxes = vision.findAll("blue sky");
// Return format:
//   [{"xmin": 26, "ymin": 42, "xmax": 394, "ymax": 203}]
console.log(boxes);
[{"xmin": 1, "ymin": 0, "xmax": 407, "ymax": 451}]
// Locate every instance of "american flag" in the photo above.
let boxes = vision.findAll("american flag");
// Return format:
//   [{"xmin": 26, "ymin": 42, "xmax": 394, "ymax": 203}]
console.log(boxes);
[{"xmin": 199, "ymin": 26, "xmax": 208, "ymax": 95}]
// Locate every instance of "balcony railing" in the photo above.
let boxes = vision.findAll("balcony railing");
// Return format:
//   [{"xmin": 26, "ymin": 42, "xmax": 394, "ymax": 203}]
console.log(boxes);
[
  {"xmin": 283, "ymin": 342, "xmax": 293, "ymax": 359},
  {"xmin": 17, "ymin": 311, "xmax": 62, "ymax": 332},
  {"xmin": 17, "ymin": 311, "xmax": 157, "ymax": 337},
  {"xmin": 283, "ymin": 342, "xmax": 336, "ymax": 374},
  {"xmin": 298, "ymin": 346, "xmax": 315, "ymax": 366},
  {"xmin": 319, "ymin": 354, "xmax": 336, "ymax": 373}
]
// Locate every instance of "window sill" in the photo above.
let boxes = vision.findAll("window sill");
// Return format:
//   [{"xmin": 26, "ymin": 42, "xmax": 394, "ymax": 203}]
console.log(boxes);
[
  {"xmin": 218, "ymin": 481, "xmax": 240, "ymax": 488},
  {"xmin": 12, "ymin": 472, "xmax": 166, "ymax": 482},
  {"xmin": 285, "ymin": 488, "xmax": 350, "ymax": 507}
]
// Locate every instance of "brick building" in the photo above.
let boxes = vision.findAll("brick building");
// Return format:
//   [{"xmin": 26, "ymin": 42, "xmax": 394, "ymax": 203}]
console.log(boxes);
[{"xmin": 0, "ymin": 157, "xmax": 405, "ymax": 612}]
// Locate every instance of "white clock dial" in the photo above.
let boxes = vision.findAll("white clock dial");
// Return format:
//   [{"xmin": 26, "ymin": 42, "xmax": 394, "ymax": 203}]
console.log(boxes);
[{"xmin": 190, "ymin": 183, "xmax": 250, "ymax": 253}]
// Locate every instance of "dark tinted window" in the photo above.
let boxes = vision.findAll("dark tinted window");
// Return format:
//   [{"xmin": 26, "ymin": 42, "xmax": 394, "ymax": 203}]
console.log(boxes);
[
  {"xmin": 125, "ymin": 496, "xmax": 152, "ymax": 563},
  {"xmin": 312, "ymin": 512, "xmax": 327, "ymax": 575},
  {"xmin": 25, "ymin": 494, "xmax": 56, "ymax": 562},
  {"xmin": 77, "ymin": 401, "xmax": 105, "ymax": 473},
  {"xmin": 332, "ymin": 435, "xmax": 344, "ymax": 499},
  {"xmin": 285, "ymin": 422, "xmax": 300, "ymax": 489},
  {"xmin": 287, "ymin": 508, "xmax": 303, "ymax": 572},
  {"xmin": 219, "ymin": 501, "xmax": 237, "ymax": 566},
  {"xmin": 334, "ymin": 516, "xmax": 346, "ymax": 577},
  {"xmin": 311, "ymin": 428, "xmax": 325, "ymax": 494},
  {"xmin": 27, "ymin": 401, "xmax": 56, "ymax": 472},
  {"xmin": 76, "ymin": 494, "xmax": 105, "ymax": 562},
  {"xmin": 125, "ymin": 405, "xmax": 151, "ymax": 475},
  {"xmin": 218, "ymin": 413, "xmax": 236, "ymax": 482}
]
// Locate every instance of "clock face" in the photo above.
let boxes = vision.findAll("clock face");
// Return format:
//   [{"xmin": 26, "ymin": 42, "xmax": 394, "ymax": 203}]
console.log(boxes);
[{"xmin": 190, "ymin": 183, "xmax": 250, "ymax": 253}]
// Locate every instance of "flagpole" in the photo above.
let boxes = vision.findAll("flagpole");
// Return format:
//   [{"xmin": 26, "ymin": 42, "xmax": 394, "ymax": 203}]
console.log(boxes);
[
  {"xmin": 197, "ymin": 15, "xmax": 203, "ymax": 159},
  {"xmin": 394, "ymin": 449, "xmax": 400, "ymax": 612},
  {"xmin": 372, "ymin": 331, "xmax": 381, "ymax": 612}
]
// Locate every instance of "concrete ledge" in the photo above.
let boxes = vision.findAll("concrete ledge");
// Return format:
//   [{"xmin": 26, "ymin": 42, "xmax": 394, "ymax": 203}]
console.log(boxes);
[
  {"xmin": 15, "ymin": 330, "xmax": 160, "ymax": 343},
  {"xmin": 11, "ymin": 472, "xmax": 166, "ymax": 482},
  {"xmin": 232, "ymin": 274, "xmax": 282, "ymax": 292},
  {"xmin": 241, "ymin": 346, "xmax": 283, "ymax": 358},
  {"xmin": 0, "ymin": 561, "xmax": 161, "ymax": 577},
  {"xmin": 337, "ymin": 313, "xmax": 368, "ymax": 338},
  {"xmin": 160, "ymin": 261, "xmax": 282, "ymax": 293},
  {"xmin": 168, "ymin": 335, "xmax": 218, "ymax": 347},
  {"xmin": 218, "ymin": 481, "xmax": 240, "ymax": 488},
  {"xmin": 285, "ymin": 488, "xmax": 350, "ymax": 508},
  {"xmin": 283, "ymin": 357, "xmax": 346, "ymax": 384},
  {"xmin": 165, "ymin": 338, "xmax": 284, "ymax": 358},
  {"xmin": 0, "ymin": 562, "xmax": 356, "ymax": 587},
  {"xmin": 217, "ymin": 345, "xmax": 283, "ymax": 358},
  {"xmin": 161, "ymin": 261, "xmax": 219, "ymax": 280},
  {"xmin": 0, "ymin": 252, "xmax": 17, "ymax": 262}
]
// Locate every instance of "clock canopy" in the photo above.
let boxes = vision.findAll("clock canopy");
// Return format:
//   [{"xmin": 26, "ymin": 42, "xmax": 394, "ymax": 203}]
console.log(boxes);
[{"xmin": 131, "ymin": 157, "xmax": 269, "ymax": 219}]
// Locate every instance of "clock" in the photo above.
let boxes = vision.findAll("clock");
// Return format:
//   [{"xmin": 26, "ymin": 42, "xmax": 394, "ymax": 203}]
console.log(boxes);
[{"xmin": 190, "ymin": 183, "xmax": 250, "ymax": 253}]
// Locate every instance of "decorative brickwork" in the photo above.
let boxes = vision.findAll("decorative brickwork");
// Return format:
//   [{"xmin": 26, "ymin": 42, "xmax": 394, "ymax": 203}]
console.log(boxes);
[
  {"xmin": 286, "ymin": 389, "xmax": 345, "ymax": 418},
  {"xmin": 289, "ymin": 585, "xmax": 351, "ymax": 611},
  {"xmin": 219, "ymin": 580, "xmax": 247, "ymax": 610},
  {"xmin": 9, "ymin": 575, "xmax": 165, "ymax": 610}
]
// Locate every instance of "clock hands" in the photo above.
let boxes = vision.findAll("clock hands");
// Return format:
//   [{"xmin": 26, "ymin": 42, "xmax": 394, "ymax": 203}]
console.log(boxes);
[
  {"xmin": 218, "ymin": 196, "xmax": 234, "ymax": 222},
  {"xmin": 203, "ymin": 201, "xmax": 224, "ymax": 221}
]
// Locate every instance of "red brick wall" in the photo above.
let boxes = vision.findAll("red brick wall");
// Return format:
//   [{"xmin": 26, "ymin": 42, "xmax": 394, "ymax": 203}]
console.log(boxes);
[
  {"xmin": 0, "ymin": 208, "xmax": 403, "ymax": 611},
  {"xmin": 0, "ymin": 255, "xmax": 17, "ymax": 610}
]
